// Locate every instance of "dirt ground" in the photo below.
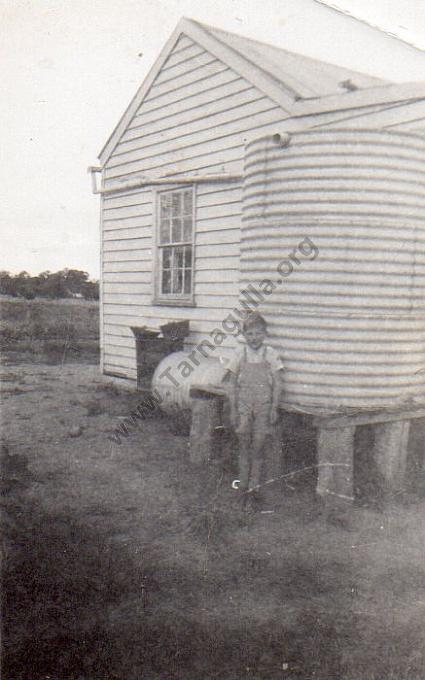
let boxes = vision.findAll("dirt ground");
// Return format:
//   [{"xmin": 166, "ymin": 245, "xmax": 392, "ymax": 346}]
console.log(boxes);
[{"xmin": 2, "ymin": 351, "xmax": 425, "ymax": 679}]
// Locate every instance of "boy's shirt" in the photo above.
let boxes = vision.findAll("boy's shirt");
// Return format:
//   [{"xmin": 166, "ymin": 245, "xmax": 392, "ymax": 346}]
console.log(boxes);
[{"xmin": 225, "ymin": 343, "xmax": 284, "ymax": 376}]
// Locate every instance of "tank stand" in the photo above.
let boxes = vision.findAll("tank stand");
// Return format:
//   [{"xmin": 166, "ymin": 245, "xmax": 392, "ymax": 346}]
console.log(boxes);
[
  {"xmin": 189, "ymin": 394, "xmax": 221, "ymax": 464},
  {"xmin": 188, "ymin": 387, "xmax": 425, "ymax": 504},
  {"xmin": 316, "ymin": 426, "xmax": 356, "ymax": 504},
  {"xmin": 313, "ymin": 407, "xmax": 425, "ymax": 503},
  {"xmin": 374, "ymin": 420, "xmax": 411, "ymax": 497}
]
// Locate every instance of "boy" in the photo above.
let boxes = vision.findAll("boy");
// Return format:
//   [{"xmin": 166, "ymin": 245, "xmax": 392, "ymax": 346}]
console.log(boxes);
[{"xmin": 223, "ymin": 312, "xmax": 284, "ymax": 507}]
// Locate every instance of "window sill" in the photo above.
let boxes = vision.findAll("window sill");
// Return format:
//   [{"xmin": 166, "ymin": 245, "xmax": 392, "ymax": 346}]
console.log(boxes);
[{"xmin": 153, "ymin": 297, "xmax": 196, "ymax": 308}]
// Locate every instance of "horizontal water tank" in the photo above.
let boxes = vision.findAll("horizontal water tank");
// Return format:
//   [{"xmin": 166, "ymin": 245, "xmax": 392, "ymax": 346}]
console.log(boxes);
[
  {"xmin": 242, "ymin": 129, "xmax": 425, "ymax": 409},
  {"xmin": 152, "ymin": 352, "xmax": 226, "ymax": 412}
]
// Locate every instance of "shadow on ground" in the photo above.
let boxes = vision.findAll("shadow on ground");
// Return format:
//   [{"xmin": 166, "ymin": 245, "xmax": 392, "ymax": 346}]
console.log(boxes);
[{"xmin": 1, "ymin": 362, "xmax": 425, "ymax": 679}]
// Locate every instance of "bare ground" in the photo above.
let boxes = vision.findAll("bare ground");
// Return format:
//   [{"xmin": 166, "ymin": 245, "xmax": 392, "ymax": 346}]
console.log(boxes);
[{"xmin": 2, "ymin": 356, "xmax": 425, "ymax": 679}]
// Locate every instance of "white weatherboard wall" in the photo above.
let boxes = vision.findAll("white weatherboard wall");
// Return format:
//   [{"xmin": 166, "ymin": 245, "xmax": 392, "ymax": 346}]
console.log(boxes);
[
  {"xmin": 101, "ymin": 34, "xmax": 289, "ymax": 380},
  {"xmin": 100, "ymin": 27, "xmax": 425, "ymax": 383}
]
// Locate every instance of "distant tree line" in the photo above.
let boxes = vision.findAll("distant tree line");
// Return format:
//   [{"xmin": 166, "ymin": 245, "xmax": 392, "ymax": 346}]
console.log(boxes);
[{"xmin": 0, "ymin": 269, "xmax": 99, "ymax": 300}]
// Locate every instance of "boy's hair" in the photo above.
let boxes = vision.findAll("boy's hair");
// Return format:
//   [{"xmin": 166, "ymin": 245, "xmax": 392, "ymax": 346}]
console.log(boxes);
[{"xmin": 242, "ymin": 312, "xmax": 267, "ymax": 333}]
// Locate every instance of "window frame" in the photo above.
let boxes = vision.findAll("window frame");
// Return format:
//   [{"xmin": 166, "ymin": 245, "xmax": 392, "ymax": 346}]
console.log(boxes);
[{"xmin": 153, "ymin": 185, "xmax": 196, "ymax": 307}]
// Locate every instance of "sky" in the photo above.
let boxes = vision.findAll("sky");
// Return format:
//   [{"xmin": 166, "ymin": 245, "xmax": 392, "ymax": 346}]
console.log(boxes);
[{"xmin": 2, "ymin": 0, "xmax": 425, "ymax": 279}]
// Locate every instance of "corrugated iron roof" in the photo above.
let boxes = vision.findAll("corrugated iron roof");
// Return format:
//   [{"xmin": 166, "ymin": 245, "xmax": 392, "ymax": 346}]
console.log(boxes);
[
  {"xmin": 99, "ymin": 17, "xmax": 409, "ymax": 164},
  {"xmin": 199, "ymin": 21, "xmax": 389, "ymax": 99}
]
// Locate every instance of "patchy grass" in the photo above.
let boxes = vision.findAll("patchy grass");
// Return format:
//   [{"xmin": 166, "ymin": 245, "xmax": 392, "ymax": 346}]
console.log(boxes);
[
  {"xmin": 1, "ymin": 355, "xmax": 425, "ymax": 679},
  {"xmin": 0, "ymin": 296, "xmax": 99, "ymax": 363}
]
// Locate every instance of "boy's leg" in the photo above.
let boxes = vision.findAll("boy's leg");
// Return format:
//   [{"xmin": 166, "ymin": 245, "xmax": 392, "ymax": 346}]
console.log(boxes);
[
  {"xmin": 250, "ymin": 429, "xmax": 268, "ymax": 491},
  {"xmin": 249, "ymin": 402, "xmax": 272, "ymax": 492},
  {"xmin": 235, "ymin": 404, "xmax": 252, "ymax": 491},
  {"xmin": 237, "ymin": 432, "xmax": 251, "ymax": 491}
]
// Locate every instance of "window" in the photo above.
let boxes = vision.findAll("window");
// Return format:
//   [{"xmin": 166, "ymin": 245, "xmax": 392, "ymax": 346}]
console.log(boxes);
[{"xmin": 155, "ymin": 187, "xmax": 194, "ymax": 304}]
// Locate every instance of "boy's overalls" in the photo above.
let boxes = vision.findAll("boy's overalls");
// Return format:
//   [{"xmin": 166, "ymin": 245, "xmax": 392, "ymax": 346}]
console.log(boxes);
[{"xmin": 236, "ymin": 345, "xmax": 274, "ymax": 491}]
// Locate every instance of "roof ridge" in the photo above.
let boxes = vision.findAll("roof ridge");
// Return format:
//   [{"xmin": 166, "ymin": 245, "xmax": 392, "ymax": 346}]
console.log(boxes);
[
  {"xmin": 192, "ymin": 19, "xmax": 309, "ymax": 62},
  {"xmin": 191, "ymin": 18, "xmax": 390, "ymax": 95},
  {"xmin": 98, "ymin": 16, "xmax": 398, "ymax": 165},
  {"xmin": 189, "ymin": 19, "xmax": 304, "ymax": 99}
]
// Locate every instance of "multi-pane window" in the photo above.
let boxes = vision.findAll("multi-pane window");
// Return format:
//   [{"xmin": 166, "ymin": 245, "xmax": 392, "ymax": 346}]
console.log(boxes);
[{"xmin": 157, "ymin": 188, "xmax": 194, "ymax": 301}]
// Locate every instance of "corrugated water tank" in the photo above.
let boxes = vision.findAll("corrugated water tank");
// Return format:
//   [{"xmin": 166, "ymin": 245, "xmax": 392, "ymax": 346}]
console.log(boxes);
[{"xmin": 242, "ymin": 129, "xmax": 425, "ymax": 409}]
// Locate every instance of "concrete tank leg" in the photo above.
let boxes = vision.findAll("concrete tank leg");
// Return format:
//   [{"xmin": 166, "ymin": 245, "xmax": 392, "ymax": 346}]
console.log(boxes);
[
  {"xmin": 316, "ymin": 426, "xmax": 356, "ymax": 503},
  {"xmin": 189, "ymin": 397, "xmax": 220, "ymax": 465},
  {"xmin": 373, "ymin": 420, "xmax": 410, "ymax": 494}
]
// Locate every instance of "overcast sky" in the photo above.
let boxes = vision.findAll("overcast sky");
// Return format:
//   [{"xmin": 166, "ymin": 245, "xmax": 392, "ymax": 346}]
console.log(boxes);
[{"xmin": 2, "ymin": 0, "xmax": 425, "ymax": 279}]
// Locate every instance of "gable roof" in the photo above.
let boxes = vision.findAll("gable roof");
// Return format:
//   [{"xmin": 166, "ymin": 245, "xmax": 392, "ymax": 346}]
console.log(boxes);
[
  {"xmin": 98, "ymin": 17, "xmax": 391, "ymax": 165},
  {"xmin": 204, "ymin": 23, "xmax": 388, "ymax": 99}
]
